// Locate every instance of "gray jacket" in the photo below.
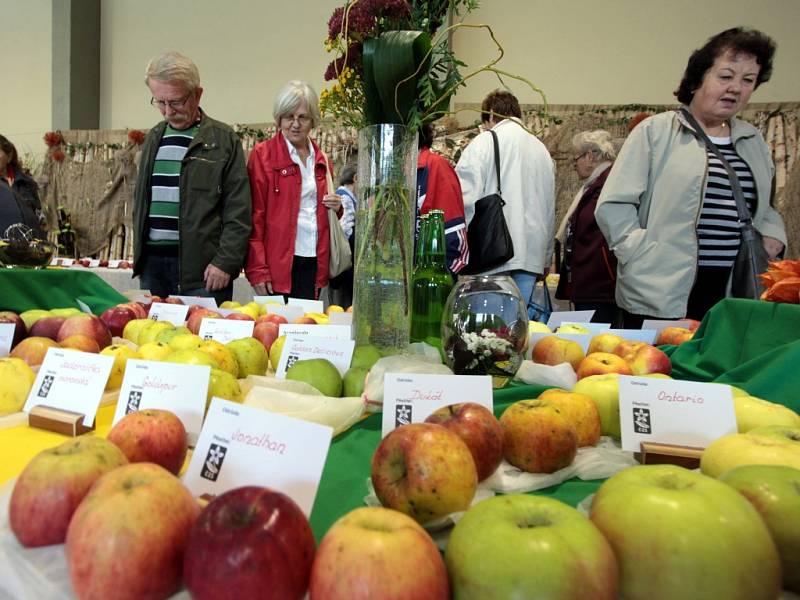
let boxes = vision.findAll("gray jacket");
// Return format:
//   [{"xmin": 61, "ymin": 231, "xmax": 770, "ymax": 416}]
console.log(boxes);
[{"xmin": 595, "ymin": 110, "xmax": 787, "ymax": 318}]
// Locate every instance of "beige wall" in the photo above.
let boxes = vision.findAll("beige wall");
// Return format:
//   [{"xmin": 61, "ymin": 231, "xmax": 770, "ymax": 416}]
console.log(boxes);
[
  {"xmin": 3, "ymin": 0, "xmax": 799, "ymax": 155},
  {"xmin": 99, "ymin": 0, "xmax": 341, "ymax": 130},
  {"xmin": 452, "ymin": 0, "xmax": 800, "ymax": 119},
  {"xmin": 1, "ymin": 0, "xmax": 51, "ymax": 159}
]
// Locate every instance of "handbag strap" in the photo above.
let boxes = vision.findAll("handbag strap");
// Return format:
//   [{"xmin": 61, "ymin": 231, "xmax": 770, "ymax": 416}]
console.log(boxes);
[
  {"xmin": 320, "ymin": 149, "xmax": 337, "ymax": 216},
  {"xmin": 679, "ymin": 108, "xmax": 753, "ymax": 225},
  {"xmin": 489, "ymin": 129, "xmax": 502, "ymax": 196}
]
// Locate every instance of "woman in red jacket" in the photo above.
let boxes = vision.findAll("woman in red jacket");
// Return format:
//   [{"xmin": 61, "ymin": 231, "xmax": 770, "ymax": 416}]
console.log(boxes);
[{"xmin": 246, "ymin": 81, "xmax": 341, "ymax": 299}]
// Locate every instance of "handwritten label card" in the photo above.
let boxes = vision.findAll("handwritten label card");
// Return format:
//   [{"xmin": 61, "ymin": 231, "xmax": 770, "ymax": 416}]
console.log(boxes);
[
  {"xmin": 527, "ymin": 332, "xmax": 591, "ymax": 359},
  {"xmin": 198, "ymin": 318, "xmax": 255, "ymax": 344},
  {"xmin": 547, "ymin": 310, "xmax": 596, "ymax": 330},
  {"xmin": 183, "ymin": 398, "xmax": 333, "ymax": 516},
  {"xmin": 287, "ymin": 298, "xmax": 324, "ymax": 314},
  {"xmin": 618, "ymin": 376, "xmax": 736, "ymax": 452},
  {"xmin": 381, "ymin": 373, "xmax": 493, "ymax": 437},
  {"xmin": 268, "ymin": 305, "xmax": 305, "ymax": 323},
  {"xmin": 148, "ymin": 302, "xmax": 190, "ymax": 326},
  {"xmin": 278, "ymin": 324, "xmax": 352, "ymax": 341},
  {"xmin": 275, "ymin": 335, "xmax": 356, "ymax": 378},
  {"xmin": 23, "ymin": 348, "xmax": 114, "ymax": 426},
  {"xmin": 254, "ymin": 295, "xmax": 286, "ymax": 306},
  {"xmin": 112, "ymin": 359, "xmax": 209, "ymax": 445},
  {"xmin": 0, "ymin": 323, "xmax": 15, "ymax": 356}
]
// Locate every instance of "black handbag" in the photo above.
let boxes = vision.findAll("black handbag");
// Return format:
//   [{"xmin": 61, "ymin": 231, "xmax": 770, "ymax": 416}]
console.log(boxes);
[
  {"xmin": 680, "ymin": 108, "xmax": 769, "ymax": 299},
  {"xmin": 462, "ymin": 129, "xmax": 514, "ymax": 274}
]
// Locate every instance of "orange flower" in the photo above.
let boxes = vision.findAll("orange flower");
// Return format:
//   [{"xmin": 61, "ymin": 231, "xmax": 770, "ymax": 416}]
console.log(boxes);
[
  {"xmin": 127, "ymin": 130, "xmax": 146, "ymax": 145},
  {"xmin": 43, "ymin": 131, "xmax": 63, "ymax": 147},
  {"xmin": 51, "ymin": 149, "xmax": 66, "ymax": 162}
]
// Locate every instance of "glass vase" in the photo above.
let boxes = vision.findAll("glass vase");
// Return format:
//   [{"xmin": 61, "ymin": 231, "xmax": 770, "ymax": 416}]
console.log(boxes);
[
  {"xmin": 353, "ymin": 124, "xmax": 418, "ymax": 352},
  {"xmin": 441, "ymin": 275, "xmax": 530, "ymax": 388}
]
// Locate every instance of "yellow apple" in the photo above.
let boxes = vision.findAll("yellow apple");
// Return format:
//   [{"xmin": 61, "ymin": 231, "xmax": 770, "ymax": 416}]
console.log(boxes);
[
  {"xmin": 734, "ymin": 395, "xmax": 800, "ymax": 432},
  {"xmin": 167, "ymin": 333, "xmax": 203, "ymax": 351},
  {"xmin": 587, "ymin": 333, "xmax": 624, "ymax": 355},
  {"xmin": 219, "ymin": 301, "xmax": 241, "ymax": 309},
  {"xmin": 531, "ymin": 336, "xmax": 585, "ymax": 370},
  {"xmin": 99, "ymin": 344, "xmax": 139, "ymax": 390},
  {"xmin": 122, "ymin": 318, "xmax": 154, "ymax": 345},
  {"xmin": 701, "ymin": 426, "xmax": 800, "ymax": 478},
  {"xmin": 137, "ymin": 321, "xmax": 174, "ymax": 346},
  {"xmin": 154, "ymin": 326, "xmax": 192, "ymax": 345},
  {"xmin": 226, "ymin": 337, "xmax": 269, "ymax": 377},
  {"xmin": 198, "ymin": 340, "xmax": 239, "ymax": 377},
  {"xmin": 305, "ymin": 312, "xmax": 330, "ymax": 325},
  {"xmin": 538, "ymin": 388, "xmax": 602, "ymax": 447},
  {"xmin": 528, "ymin": 321, "xmax": 552, "ymax": 334},
  {"xmin": 556, "ymin": 324, "xmax": 591, "ymax": 335},
  {"xmin": 0, "ymin": 357, "xmax": 36, "ymax": 414},
  {"xmin": 269, "ymin": 335, "xmax": 287, "ymax": 371},
  {"xmin": 500, "ymin": 398, "xmax": 578, "ymax": 473},
  {"xmin": 164, "ymin": 349, "xmax": 218, "ymax": 369},
  {"xmin": 326, "ymin": 304, "xmax": 345, "ymax": 315},
  {"xmin": 136, "ymin": 341, "xmax": 173, "ymax": 362},
  {"xmin": 206, "ymin": 368, "xmax": 242, "ymax": 409}
]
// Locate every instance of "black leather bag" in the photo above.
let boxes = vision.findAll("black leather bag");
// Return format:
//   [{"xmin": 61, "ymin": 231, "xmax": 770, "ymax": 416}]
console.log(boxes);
[
  {"xmin": 462, "ymin": 130, "xmax": 514, "ymax": 274},
  {"xmin": 680, "ymin": 108, "xmax": 769, "ymax": 299}
]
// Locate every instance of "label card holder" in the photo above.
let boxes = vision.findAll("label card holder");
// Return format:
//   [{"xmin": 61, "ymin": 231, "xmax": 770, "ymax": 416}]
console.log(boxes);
[
  {"xmin": 28, "ymin": 405, "xmax": 95, "ymax": 436},
  {"xmin": 381, "ymin": 373, "xmax": 493, "ymax": 437}
]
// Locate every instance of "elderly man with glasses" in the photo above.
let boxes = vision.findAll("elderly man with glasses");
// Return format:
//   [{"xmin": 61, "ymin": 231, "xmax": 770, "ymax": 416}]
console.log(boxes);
[{"xmin": 132, "ymin": 51, "xmax": 251, "ymax": 304}]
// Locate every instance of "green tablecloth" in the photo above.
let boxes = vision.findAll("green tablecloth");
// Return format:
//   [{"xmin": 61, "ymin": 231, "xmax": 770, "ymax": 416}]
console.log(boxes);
[{"xmin": 0, "ymin": 268, "xmax": 127, "ymax": 315}]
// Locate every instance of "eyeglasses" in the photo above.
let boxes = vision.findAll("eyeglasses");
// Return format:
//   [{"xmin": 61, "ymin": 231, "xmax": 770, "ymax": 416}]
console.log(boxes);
[
  {"xmin": 151, "ymin": 93, "xmax": 192, "ymax": 110},
  {"xmin": 281, "ymin": 114, "xmax": 312, "ymax": 126},
  {"xmin": 573, "ymin": 151, "xmax": 590, "ymax": 163}
]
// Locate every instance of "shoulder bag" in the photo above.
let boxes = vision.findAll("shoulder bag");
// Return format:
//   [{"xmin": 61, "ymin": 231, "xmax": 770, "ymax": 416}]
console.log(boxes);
[
  {"xmin": 323, "ymin": 157, "xmax": 353, "ymax": 278},
  {"xmin": 462, "ymin": 129, "xmax": 514, "ymax": 274},
  {"xmin": 680, "ymin": 108, "xmax": 769, "ymax": 299}
]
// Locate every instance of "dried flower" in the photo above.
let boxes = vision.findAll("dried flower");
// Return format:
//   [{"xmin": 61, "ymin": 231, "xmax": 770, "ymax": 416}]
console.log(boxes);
[
  {"xmin": 43, "ymin": 131, "xmax": 63, "ymax": 147},
  {"xmin": 127, "ymin": 130, "xmax": 146, "ymax": 145},
  {"xmin": 51, "ymin": 149, "xmax": 66, "ymax": 163}
]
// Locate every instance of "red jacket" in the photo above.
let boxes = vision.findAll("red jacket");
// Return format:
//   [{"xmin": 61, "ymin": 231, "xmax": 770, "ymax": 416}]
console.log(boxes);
[{"xmin": 246, "ymin": 132, "xmax": 333, "ymax": 294}]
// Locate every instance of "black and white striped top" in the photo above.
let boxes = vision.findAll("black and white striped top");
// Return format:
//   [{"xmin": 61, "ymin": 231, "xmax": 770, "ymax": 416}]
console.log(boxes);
[{"xmin": 696, "ymin": 136, "xmax": 756, "ymax": 268}]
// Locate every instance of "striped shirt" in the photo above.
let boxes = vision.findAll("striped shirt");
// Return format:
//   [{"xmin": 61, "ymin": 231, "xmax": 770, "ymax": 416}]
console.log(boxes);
[
  {"xmin": 147, "ymin": 122, "xmax": 200, "ymax": 245},
  {"xmin": 696, "ymin": 136, "xmax": 756, "ymax": 268}
]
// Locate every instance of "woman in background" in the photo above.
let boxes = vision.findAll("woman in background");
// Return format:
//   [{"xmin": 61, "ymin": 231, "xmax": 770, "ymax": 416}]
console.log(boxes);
[
  {"xmin": 555, "ymin": 130, "xmax": 618, "ymax": 324},
  {"xmin": 0, "ymin": 134, "xmax": 44, "ymax": 235},
  {"xmin": 595, "ymin": 28, "xmax": 786, "ymax": 326},
  {"xmin": 246, "ymin": 81, "xmax": 342, "ymax": 300},
  {"xmin": 329, "ymin": 163, "xmax": 357, "ymax": 307}
]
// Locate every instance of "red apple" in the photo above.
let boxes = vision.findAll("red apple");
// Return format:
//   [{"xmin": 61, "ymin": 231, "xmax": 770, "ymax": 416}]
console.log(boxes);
[
  {"xmin": 186, "ymin": 303, "xmax": 208, "ymax": 320},
  {"xmin": 371, "ymin": 423, "xmax": 477, "ymax": 524},
  {"xmin": 0, "ymin": 310, "xmax": 27, "ymax": 348},
  {"xmin": 656, "ymin": 327, "xmax": 694, "ymax": 346},
  {"xmin": 310, "ymin": 506, "xmax": 449, "ymax": 600},
  {"xmin": 627, "ymin": 344, "xmax": 672, "ymax": 376},
  {"xmin": 9, "ymin": 437, "xmax": 128, "ymax": 547},
  {"xmin": 686, "ymin": 319, "xmax": 701, "ymax": 332},
  {"xmin": 576, "ymin": 351, "xmax": 633, "ymax": 380},
  {"xmin": 99, "ymin": 259, "xmax": 109, "ymax": 267},
  {"xmin": 56, "ymin": 314, "xmax": 112, "ymax": 350},
  {"xmin": 100, "ymin": 304, "xmax": 138, "ymax": 338},
  {"xmin": 184, "ymin": 486, "xmax": 316, "ymax": 600},
  {"xmin": 116, "ymin": 301, "xmax": 147, "ymax": 319},
  {"xmin": 226, "ymin": 311, "xmax": 255, "ymax": 321},
  {"xmin": 163, "ymin": 297, "xmax": 184, "ymax": 305},
  {"xmin": 187, "ymin": 308, "xmax": 222, "ymax": 335},
  {"xmin": 531, "ymin": 336, "xmax": 585, "ymax": 370},
  {"xmin": 500, "ymin": 398, "xmax": 578, "ymax": 473},
  {"xmin": 118, "ymin": 260, "xmax": 131, "ymax": 269},
  {"xmin": 293, "ymin": 316, "xmax": 316, "ymax": 325},
  {"xmin": 262, "ymin": 313, "xmax": 289, "ymax": 326},
  {"xmin": 107, "ymin": 409, "xmax": 188, "ymax": 475},
  {"xmin": 424, "ymin": 402, "xmax": 504, "ymax": 481},
  {"xmin": 66, "ymin": 463, "xmax": 200, "ymax": 600},
  {"xmin": 253, "ymin": 321, "xmax": 280, "ymax": 353},
  {"xmin": 10, "ymin": 336, "xmax": 61, "ymax": 367},
  {"xmin": 60, "ymin": 334, "xmax": 101, "ymax": 353},
  {"xmin": 611, "ymin": 340, "xmax": 646, "ymax": 361},
  {"xmin": 29, "ymin": 315, "xmax": 67, "ymax": 340}
]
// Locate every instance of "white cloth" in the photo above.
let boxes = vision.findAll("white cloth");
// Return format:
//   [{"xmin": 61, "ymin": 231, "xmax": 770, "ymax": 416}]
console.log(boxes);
[
  {"xmin": 285, "ymin": 137, "xmax": 317, "ymax": 257},
  {"xmin": 555, "ymin": 160, "xmax": 612, "ymax": 244},
  {"xmin": 456, "ymin": 118, "xmax": 556, "ymax": 274}
]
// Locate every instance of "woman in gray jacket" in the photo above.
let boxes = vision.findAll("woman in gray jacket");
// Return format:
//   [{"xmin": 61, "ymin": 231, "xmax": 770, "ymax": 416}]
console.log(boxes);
[{"xmin": 595, "ymin": 28, "xmax": 786, "ymax": 327}]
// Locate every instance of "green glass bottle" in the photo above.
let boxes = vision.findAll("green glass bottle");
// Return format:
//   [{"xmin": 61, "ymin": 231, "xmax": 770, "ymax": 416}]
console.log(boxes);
[{"xmin": 410, "ymin": 210, "xmax": 453, "ymax": 351}]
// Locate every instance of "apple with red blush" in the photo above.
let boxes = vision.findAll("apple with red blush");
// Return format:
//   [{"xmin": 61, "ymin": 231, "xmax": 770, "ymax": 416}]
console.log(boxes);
[
  {"xmin": 293, "ymin": 316, "xmax": 316, "ymax": 325},
  {"xmin": 260, "ymin": 313, "xmax": 288, "ymax": 326},
  {"xmin": 163, "ymin": 296, "xmax": 184, "ymax": 305},
  {"xmin": 424, "ymin": 402, "xmax": 504, "ymax": 481},
  {"xmin": 253, "ymin": 321, "xmax": 280, "ymax": 353},
  {"xmin": 626, "ymin": 344, "xmax": 672, "ymax": 376},
  {"xmin": 183, "ymin": 486, "xmax": 316, "ymax": 600},
  {"xmin": 10, "ymin": 336, "xmax": 61, "ymax": 367},
  {"xmin": 576, "ymin": 351, "xmax": 632, "ymax": 380},
  {"xmin": 60, "ymin": 334, "xmax": 100, "ymax": 353},
  {"xmin": 29, "ymin": 315, "xmax": 67, "ymax": 340},
  {"xmin": 56, "ymin": 314, "xmax": 112, "ymax": 350},
  {"xmin": 187, "ymin": 308, "xmax": 223, "ymax": 334},
  {"xmin": 100, "ymin": 304, "xmax": 138, "ymax": 338},
  {"xmin": 107, "ymin": 409, "xmax": 188, "ymax": 475},
  {"xmin": 226, "ymin": 311, "xmax": 254, "ymax": 321}
]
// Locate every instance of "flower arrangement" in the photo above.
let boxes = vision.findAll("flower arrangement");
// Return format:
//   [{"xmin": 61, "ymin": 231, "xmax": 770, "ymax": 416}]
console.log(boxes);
[{"xmin": 127, "ymin": 129, "xmax": 146, "ymax": 145}]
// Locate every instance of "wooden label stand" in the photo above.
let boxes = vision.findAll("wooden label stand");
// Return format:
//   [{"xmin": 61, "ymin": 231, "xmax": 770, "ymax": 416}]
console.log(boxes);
[
  {"xmin": 28, "ymin": 405, "xmax": 95, "ymax": 437},
  {"xmin": 637, "ymin": 441, "xmax": 704, "ymax": 470}
]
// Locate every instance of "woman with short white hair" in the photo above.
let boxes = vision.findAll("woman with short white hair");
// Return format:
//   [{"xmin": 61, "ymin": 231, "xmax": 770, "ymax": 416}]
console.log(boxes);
[
  {"xmin": 555, "ymin": 130, "xmax": 620, "ymax": 324},
  {"xmin": 246, "ymin": 81, "xmax": 342, "ymax": 299}
]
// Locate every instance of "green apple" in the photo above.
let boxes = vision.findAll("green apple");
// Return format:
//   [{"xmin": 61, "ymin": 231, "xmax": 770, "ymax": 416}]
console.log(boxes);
[
  {"xmin": 572, "ymin": 373, "xmax": 621, "ymax": 439},
  {"xmin": 590, "ymin": 464, "xmax": 781, "ymax": 600},
  {"xmin": 154, "ymin": 325, "xmax": 192, "ymax": 345},
  {"xmin": 733, "ymin": 394, "xmax": 800, "ymax": 432},
  {"xmin": 701, "ymin": 425, "xmax": 800, "ymax": 478},
  {"xmin": 122, "ymin": 318, "xmax": 155, "ymax": 345},
  {"xmin": 49, "ymin": 307, "xmax": 83, "ymax": 318},
  {"xmin": 342, "ymin": 366, "xmax": 368, "ymax": 397},
  {"xmin": 350, "ymin": 345, "xmax": 382, "ymax": 370},
  {"xmin": 137, "ymin": 321, "xmax": 174, "ymax": 345},
  {"xmin": 446, "ymin": 495, "xmax": 617, "ymax": 599},
  {"xmin": 206, "ymin": 368, "xmax": 242, "ymax": 409},
  {"xmin": 226, "ymin": 337, "xmax": 269, "ymax": 378},
  {"xmin": 286, "ymin": 358, "xmax": 343, "ymax": 397},
  {"xmin": 720, "ymin": 464, "xmax": 800, "ymax": 592}
]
